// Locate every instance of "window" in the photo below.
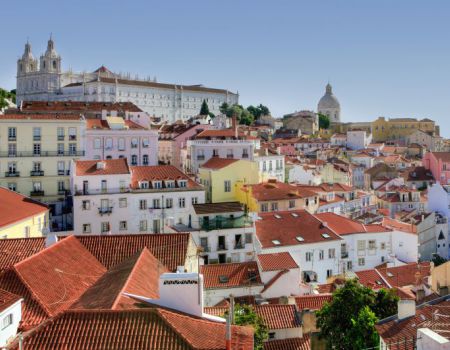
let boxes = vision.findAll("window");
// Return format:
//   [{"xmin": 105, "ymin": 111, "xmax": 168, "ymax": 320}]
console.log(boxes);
[
  {"xmin": 358, "ymin": 258, "xmax": 365, "ymax": 266},
  {"xmin": 179, "ymin": 197, "xmax": 186, "ymax": 208},
  {"xmin": 153, "ymin": 181, "xmax": 162, "ymax": 189},
  {"xmin": 142, "ymin": 138, "xmax": 149, "ymax": 148},
  {"xmin": 166, "ymin": 198, "xmax": 173, "ymax": 208},
  {"xmin": 7, "ymin": 183, "xmax": 16, "ymax": 192},
  {"xmin": 101, "ymin": 180, "xmax": 107, "ymax": 193},
  {"xmin": 82, "ymin": 200, "xmax": 90, "ymax": 210},
  {"xmin": 69, "ymin": 127, "xmax": 77, "ymax": 140},
  {"xmin": 357, "ymin": 240, "xmax": 365, "ymax": 251},
  {"xmin": 33, "ymin": 127, "xmax": 41, "ymax": 141},
  {"xmin": 69, "ymin": 143, "xmax": 77, "ymax": 155},
  {"xmin": 319, "ymin": 250, "xmax": 324, "ymax": 260},
  {"xmin": 328, "ymin": 248, "xmax": 335, "ymax": 259},
  {"xmin": 94, "ymin": 138, "xmax": 101, "ymax": 149},
  {"xmin": 143, "ymin": 154, "xmax": 149, "ymax": 165},
  {"xmin": 381, "ymin": 242, "xmax": 386, "ymax": 250},
  {"xmin": 119, "ymin": 221, "xmax": 127, "ymax": 231},
  {"xmin": 119, "ymin": 198, "xmax": 127, "ymax": 208},
  {"xmin": 24, "ymin": 226, "xmax": 30, "ymax": 238},
  {"xmin": 289, "ymin": 200, "xmax": 295, "ymax": 208},
  {"xmin": 245, "ymin": 233, "xmax": 253, "ymax": 244},
  {"xmin": 131, "ymin": 138, "xmax": 138, "ymax": 148},
  {"xmin": 105, "ymin": 138, "xmax": 113, "ymax": 150},
  {"xmin": 57, "ymin": 161, "xmax": 65, "ymax": 175},
  {"xmin": 101, "ymin": 222, "xmax": 110, "ymax": 233},
  {"xmin": 33, "ymin": 162, "xmax": 41, "ymax": 172},
  {"xmin": 347, "ymin": 261, "xmax": 353, "ymax": 270},
  {"xmin": 368, "ymin": 240, "xmax": 376, "ymax": 250},
  {"xmin": 2, "ymin": 314, "xmax": 13, "ymax": 329},
  {"xmin": 306, "ymin": 252, "xmax": 313, "ymax": 262},
  {"xmin": 192, "ymin": 197, "xmax": 198, "ymax": 204},
  {"xmin": 327, "ymin": 269, "xmax": 333, "ymax": 278},
  {"xmin": 271, "ymin": 202, "xmax": 278, "ymax": 211},
  {"xmin": 57, "ymin": 143, "xmax": 64, "ymax": 155},
  {"xmin": 261, "ymin": 203, "xmax": 268, "ymax": 212},
  {"xmin": 57, "ymin": 181, "xmax": 65, "ymax": 192},
  {"xmin": 8, "ymin": 143, "xmax": 16, "ymax": 156},
  {"xmin": 178, "ymin": 180, "xmax": 187, "ymax": 188},
  {"xmin": 153, "ymin": 199, "xmax": 161, "ymax": 209},
  {"xmin": 33, "ymin": 143, "xmax": 41, "ymax": 156},
  {"xmin": 57, "ymin": 127, "xmax": 64, "ymax": 140},
  {"xmin": 7, "ymin": 162, "xmax": 16, "ymax": 174},
  {"xmin": 139, "ymin": 220, "xmax": 148, "ymax": 231},
  {"xmin": 139, "ymin": 199, "xmax": 147, "ymax": 210},
  {"xmin": 82, "ymin": 224, "xmax": 91, "ymax": 234},
  {"xmin": 224, "ymin": 180, "xmax": 231, "ymax": 193},
  {"xmin": 140, "ymin": 181, "xmax": 149, "ymax": 189},
  {"xmin": 32, "ymin": 182, "xmax": 41, "ymax": 191},
  {"xmin": 8, "ymin": 127, "xmax": 16, "ymax": 140},
  {"xmin": 118, "ymin": 138, "xmax": 125, "ymax": 151}
]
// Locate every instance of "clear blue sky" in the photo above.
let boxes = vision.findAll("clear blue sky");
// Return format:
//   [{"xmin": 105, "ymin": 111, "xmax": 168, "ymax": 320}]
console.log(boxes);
[{"xmin": 1, "ymin": 0, "xmax": 450, "ymax": 136}]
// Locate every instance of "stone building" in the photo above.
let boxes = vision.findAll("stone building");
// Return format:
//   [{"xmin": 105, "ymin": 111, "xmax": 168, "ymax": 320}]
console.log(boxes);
[
  {"xmin": 317, "ymin": 83, "xmax": 341, "ymax": 123},
  {"xmin": 282, "ymin": 110, "xmax": 318, "ymax": 135}
]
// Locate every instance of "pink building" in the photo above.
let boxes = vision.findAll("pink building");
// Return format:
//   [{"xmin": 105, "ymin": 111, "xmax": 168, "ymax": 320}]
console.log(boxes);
[
  {"xmin": 159, "ymin": 123, "xmax": 212, "ymax": 169},
  {"xmin": 423, "ymin": 152, "xmax": 450, "ymax": 185},
  {"xmin": 85, "ymin": 116, "xmax": 158, "ymax": 166}
]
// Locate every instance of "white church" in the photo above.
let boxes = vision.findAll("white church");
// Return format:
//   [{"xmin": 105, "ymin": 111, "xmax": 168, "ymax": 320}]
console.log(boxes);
[{"xmin": 16, "ymin": 37, "xmax": 239, "ymax": 122}]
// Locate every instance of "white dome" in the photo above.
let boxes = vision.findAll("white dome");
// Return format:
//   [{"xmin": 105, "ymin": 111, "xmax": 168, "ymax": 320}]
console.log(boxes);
[{"xmin": 318, "ymin": 83, "xmax": 340, "ymax": 109}]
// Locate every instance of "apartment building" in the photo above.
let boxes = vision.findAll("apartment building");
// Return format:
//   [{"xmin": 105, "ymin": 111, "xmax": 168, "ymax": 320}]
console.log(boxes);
[
  {"xmin": 0, "ymin": 114, "xmax": 85, "ymax": 229},
  {"xmin": 71, "ymin": 159, "xmax": 205, "ymax": 234},
  {"xmin": 371, "ymin": 117, "xmax": 437, "ymax": 143}
]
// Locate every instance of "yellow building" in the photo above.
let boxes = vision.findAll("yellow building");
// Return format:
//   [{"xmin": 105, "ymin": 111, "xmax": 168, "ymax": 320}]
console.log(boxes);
[
  {"xmin": 322, "ymin": 162, "xmax": 352, "ymax": 186},
  {"xmin": 198, "ymin": 158, "xmax": 259, "ymax": 203},
  {"xmin": 371, "ymin": 117, "xmax": 437, "ymax": 142},
  {"xmin": 235, "ymin": 179, "xmax": 319, "ymax": 213},
  {"xmin": 0, "ymin": 187, "xmax": 49, "ymax": 238},
  {"xmin": 0, "ymin": 113, "xmax": 85, "ymax": 229}
]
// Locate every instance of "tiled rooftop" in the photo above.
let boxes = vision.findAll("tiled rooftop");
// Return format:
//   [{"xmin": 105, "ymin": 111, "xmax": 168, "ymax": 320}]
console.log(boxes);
[
  {"xmin": 200, "ymin": 261, "xmax": 263, "ymax": 289},
  {"xmin": 257, "ymin": 252, "xmax": 299, "ymax": 272},
  {"xmin": 75, "ymin": 158, "xmax": 130, "ymax": 176}
]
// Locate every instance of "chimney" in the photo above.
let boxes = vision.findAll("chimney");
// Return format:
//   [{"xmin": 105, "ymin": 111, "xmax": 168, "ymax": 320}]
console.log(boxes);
[
  {"xmin": 397, "ymin": 298, "xmax": 416, "ymax": 320},
  {"xmin": 45, "ymin": 233, "xmax": 58, "ymax": 248},
  {"xmin": 96, "ymin": 161, "xmax": 105, "ymax": 170},
  {"xmin": 232, "ymin": 115, "xmax": 238, "ymax": 138}
]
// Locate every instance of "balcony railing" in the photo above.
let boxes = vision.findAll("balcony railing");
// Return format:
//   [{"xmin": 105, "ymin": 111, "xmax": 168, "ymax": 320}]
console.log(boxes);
[
  {"xmin": 200, "ymin": 215, "xmax": 253, "ymax": 231},
  {"xmin": 4, "ymin": 172, "xmax": 20, "ymax": 177},
  {"xmin": 217, "ymin": 244, "xmax": 228, "ymax": 251},
  {"xmin": 234, "ymin": 242, "xmax": 245, "ymax": 249},
  {"xmin": 30, "ymin": 170, "xmax": 45, "ymax": 176},
  {"xmin": 8, "ymin": 136, "xmax": 16, "ymax": 141},
  {"xmin": 69, "ymin": 135, "xmax": 77, "ymax": 141},
  {"xmin": 58, "ymin": 190, "xmax": 68, "ymax": 195},
  {"xmin": 33, "ymin": 136, "xmax": 41, "ymax": 141},
  {"xmin": 98, "ymin": 207, "xmax": 113, "ymax": 215},
  {"xmin": 75, "ymin": 187, "xmax": 130, "ymax": 196},
  {"xmin": 30, "ymin": 190, "xmax": 45, "ymax": 197},
  {"xmin": 197, "ymin": 155, "xmax": 205, "ymax": 160},
  {"xmin": 57, "ymin": 135, "xmax": 65, "ymax": 141},
  {"xmin": 0, "ymin": 151, "xmax": 85, "ymax": 158}
]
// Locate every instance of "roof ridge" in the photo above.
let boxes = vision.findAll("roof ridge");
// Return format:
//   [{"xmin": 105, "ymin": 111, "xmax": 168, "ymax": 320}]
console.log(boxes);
[{"xmin": 261, "ymin": 269, "xmax": 288, "ymax": 293}]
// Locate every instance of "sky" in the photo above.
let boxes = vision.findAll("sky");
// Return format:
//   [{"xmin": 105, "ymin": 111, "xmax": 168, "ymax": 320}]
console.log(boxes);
[{"xmin": 1, "ymin": 0, "xmax": 450, "ymax": 135}]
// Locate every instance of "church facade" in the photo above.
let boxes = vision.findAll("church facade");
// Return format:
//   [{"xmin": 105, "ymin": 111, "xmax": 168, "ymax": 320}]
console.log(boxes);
[{"xmin": 16, "ymin": 38, "xmax": 239, "ymax": 122}]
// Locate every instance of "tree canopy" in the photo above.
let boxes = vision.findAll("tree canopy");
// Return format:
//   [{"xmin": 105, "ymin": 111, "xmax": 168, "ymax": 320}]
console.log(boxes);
[
  {"xmin": 199, "ymin": 100, "xmax": 210, "ymax": 116},
  {"xmin": 318, "ymin": 113, "xmax": 330, "ymax": 129},
  {"xmin": 0, "ymin": 88, "xmax": 16, "ymax": 110},
  {"xmin": 218, "ymin": 103, "xmax": 270, "ymax": 126},
  {"xmin": 316, "ymin": 279, "xmax": 399, "ymax": 350},
  {"xmin": 223, "ymin": 304, "xmax": 268, "ymax": 350}
]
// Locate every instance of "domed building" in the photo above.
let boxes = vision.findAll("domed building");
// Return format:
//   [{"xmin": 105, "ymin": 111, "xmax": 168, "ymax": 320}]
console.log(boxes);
[{"xmin": 318, "ymin": 83, "xmax": 341, "ymax": 123}]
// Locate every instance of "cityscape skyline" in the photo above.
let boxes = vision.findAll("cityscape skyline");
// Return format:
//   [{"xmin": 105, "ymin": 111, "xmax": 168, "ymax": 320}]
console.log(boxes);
[{"xmin": 1, "ymin": 0, "xmax": 450, "ymax": 135}]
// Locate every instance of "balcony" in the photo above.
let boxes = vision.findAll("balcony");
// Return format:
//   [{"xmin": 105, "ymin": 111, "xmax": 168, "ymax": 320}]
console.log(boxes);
[
  {"xmin": 234, "ymin": 242, "xmax": 245, "ymax": 249},
  {"xmin": 58, "ymin": 170, "xmax": 66, "ymax": 176},
  {"xmin": 4, "ymin": 172, "xmax": 20, "ymax": 177},
  {"xmin": 58, "ymin": 190, "xmax": 68, "ymax": 196},
  {"xmin": 69, "ymin": 135, "xmax": 77, "ymax": 141},
  {"xmin": 217, "ymin": 244, "xmax": 228, "ymax": 251},
  {"xmin": 197, "ymin": 155, "xmax": 205, "ymax": 160},
  {"xmin": 200, "ymin": 215, "xmax": 253, "ymax": 231},
  {"xmin": 30, "ymin": 170, "xmax": 44, "ymax": 176},
  {"xmin": 98, "ymin": 207, "xmax": 113, "ymax": 215},
  {"xmin": 0, "ymin": 151, "xmax": 85, "ymax": 158},
  {"xmin": 57, "ymin": 135, "xmax": 65, "ymax": 141},
  {"xmin": 30, "ymin": 190, "xmax": 45, "ymax": 197},
  {"xmin": 33, "ymin": 136, "xmax": 41, "ymax": 141},
  {"xmin": 8, "ymin": 136, "xmax": 16, "ymax": 141}
]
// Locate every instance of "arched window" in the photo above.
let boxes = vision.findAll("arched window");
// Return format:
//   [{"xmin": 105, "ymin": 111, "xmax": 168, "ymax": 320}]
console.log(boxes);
[
  {"xmin": 53, "ymin": 60, "xmax": 57, "ymax": 69},
  {"xmin": 43, "ymin": 61, "xmax": 46, "ymax": 69}
]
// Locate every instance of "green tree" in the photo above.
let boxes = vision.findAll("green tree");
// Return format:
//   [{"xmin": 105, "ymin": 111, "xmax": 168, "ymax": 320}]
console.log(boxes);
[
  {"xmin": 219, "ymin": 102, "xmax": 229, "ymax": 115},
  {"xmin": 224, "ymin": 304, "xmax": 268, "ymax": 350},
  {"xmin": 246, "ymin": 104, "xmax": 270, "ymax": 120},
  {"xmin": 200, "ymin": 100, "xmax": 210, "ymax": 116},
  {"xmin": 318, "ymin": 113, "xmax": 330, "ymax": 129},
  {"xmin": 316, "ymin": 279, "xmax": 398, "ymax": 350},
  {"xmin": 239, "ymin": 109, "xmax": 255, "ymax": 125}
]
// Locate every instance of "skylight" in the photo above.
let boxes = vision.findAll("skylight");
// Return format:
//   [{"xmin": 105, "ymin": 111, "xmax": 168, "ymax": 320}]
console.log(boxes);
[
  {"xmin": 322, "ymin": 233, "xmax": 331, "ymax": 239},
  {"xmin": 296, "ymin": 236, "xmax": 305, "ymax": 242},
  {"xmin": 272, "ymin": 240, "xmax": 281, "ymax": 245},
  {"xmin": 291, "ymin": 213, "xmax": 299, "ymax": 217},
  {"xmin": 219, "ymin": 275, "xmax": 229, "ymax": 284},
  {"xmin": 274, "ymin": 214, "xmax": 282, "ymax": 219},
  {"xmin": 387, "ymin": 272, "xmax": 394, "ymax": 277}
]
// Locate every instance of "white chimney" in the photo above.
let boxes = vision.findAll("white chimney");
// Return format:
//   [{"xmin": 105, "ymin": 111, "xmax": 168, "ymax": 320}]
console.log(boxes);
[
  {"xmin": 45, "ymin": 233, "xmax": 58, "ymax": 248},
  {"xmin": 398, "ymin": 299, "xmax": 416, "ymax": 320},
  {"xmin": 96, "ymin": 161, "xmax": 105, "ymax": 170}
]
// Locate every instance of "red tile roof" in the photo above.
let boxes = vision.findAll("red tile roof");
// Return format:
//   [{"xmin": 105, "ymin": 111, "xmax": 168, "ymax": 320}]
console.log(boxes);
[
  {"xmin": 429, "ymin": 152, "xmax": 450, "ymax": 163},
  {"xmin": 376, "ymin": 262, "xmax": 431, "ymax": 288},
  {"xmin": 295, "ymin": 294, "xmax": 333, "ymax": 311},
  {"xmin": 200, "ymin": 157, "xmax": 240, "ymax": 170},
  {"xmin": 0, "ymin": 237, "xmax": 46, "ymax": 271},
  {"xmin": 0, "ymin": 288, "xmax": 21, "ymax": 313},
  {"xmin": 315, "ymin": 212, "xmax": 390, "ymax": 235},
  {"xmin": 18, "ymin": 100, "xmax": 143, "ymax": 113},
  {"xmin": 257, "ymin": 252, "xmax": 298, "ymax": 272},
  {"xmin": 255, "ymin": 210, "xmax": 342, "ymax": 248},
  {"xmin": 0, "ymin": 114, "xmax": 83, "ymax": 120},
  {"xmin": 316, "ymin": 283, "xmax": 335, "ymax": 294},
  {"xmin": 10, "ymin": 308, "xmax": 253, "ymax": 350},
  {"xmin": 376, "ymin": 299, "xmax": 450, "ymax": 350},
  {"xmin": 195, "ymin": 128, "xmax": 242, "ymax": 139},
  {"xmin": 244, "ymin": 182, "xmax": 317, "ymax": 202},
  {"xmin": 75, "ymin": 158, "xmax": 130, "ymax": 176},
  {"xmin": 200, "ymin": 262, "xmax": 263, "ymax": 289},
  {"xmin": 254, "ymin": 304, "xmax": 301, "ymax": 329},
  {"xmin": 72, "ymin": 248, "xmax": 167, "ymax": 310},
  {"xmin": 12, "ymin": 236, "xmax": 106, "ymax": 318},
  {"xmin": 355, "ymin": 269, "xmax": 390, "ymax": 290},
  {"xmin": 263, "ymin": 336, "xmax": 311, "ymax": 350},
  {"xmin": 76, "ymin": 233, "xmax": 191, "ymax": 272},
  {"xmin": 86, "ymin": 118, "xmax": 146, "ymax": 130},
  {"xmin": 0, "ymin": 187, "xmax": 48, "ymax": 230},
  {"xmin": 130, "ymin": 165, "xmax": 201, "ymax": 189}
]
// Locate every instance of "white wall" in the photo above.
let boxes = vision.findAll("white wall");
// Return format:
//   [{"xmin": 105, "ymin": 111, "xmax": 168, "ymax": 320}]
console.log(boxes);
[{"xmin": 0, "ymin": 300, "xmax": 22, "ymax": 347}]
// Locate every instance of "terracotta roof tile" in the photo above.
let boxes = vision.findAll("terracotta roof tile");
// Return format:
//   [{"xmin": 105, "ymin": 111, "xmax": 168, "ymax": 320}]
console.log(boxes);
[
  {"xmin": 254, "ymin": 304, "xmax": 301, "ymax": 329},
  {"xmin": 376, "ymin": 262, "xmax": 431, "ymax": 288},
  {"xmin": 200, "ymin": 157, "xmax": 240, "ymax": 170},
  {"xmin": 257, "ymin": 252, "xmax": 298, "ymax": 272},
  {"xmin": 201, "ymin": 262, "xmax": 263, "ymax": 289},
  {"xmin": 19, "ymin": 100, "xmax": 143, "ymax": 113},
  {"xmin": 263, "ymin": 336, "xmax": 311, "ymax": 350},
  {"xmin": 0, "ymin": 237, "xmax": 46, "ymax": 271},
  {"xmin": 193, "ymin": 202, "xmax": 244, "ymax": 215},
  {"xmin": 130, "ymin": 165, "xmax": 201, "ymax": 189},
  {"xmin": 75, "ymin": 158, "xmax": 130, "ymax": 176},
  {"xmin": 76, "ymin": 233, "xmax": 191, "ymax": 272},
  {"xmin": 295, "ymin": 294, "xmax": 332, "ymax": 311},
  {"xmin": 245, "ymin": 182, "xmax": 317, "ymax": 202},
  {"xmin": 0, "ymin": 114, "xmax": 83, "ymax": 120},
  {"xmin": 315, "ymin": 212, "xmax": 390, "ymax": 235},
  {"xmin": 255, "ymin": 210, "xmax": 342, "ymax": 248},
  {"xmin": 0, "ymin": 288, "xmax": 21, "ymax": 313},
  {"xmin": 0, "ymin": 187, "xmax": 48, "ymax": 230},
  {"xmin": 355, "ymin": 269, "xmax": 390, "ymax": 290}
]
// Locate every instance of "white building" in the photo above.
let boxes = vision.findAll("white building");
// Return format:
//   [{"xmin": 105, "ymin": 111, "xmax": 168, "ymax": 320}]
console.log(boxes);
[
  {"xmin": 346, "ymin": 130, "xmax": 372, "ymax": 150},
  {"xmin": 16, "ymin": 38, "xmax": 238, "ymax": 122},
  {"xmin": 0, "ymin": 290, "xmax": 22, "ymax": 347},
  {"xmin": 85, "ymin": 114, "xmax": 158, "ymax": 166},
  {"xmin": 288, "ymin": 164, "xmax": 323, "ymax": 185},
  {"xmin": 71, "ymin": 159, "xmax": 205, "ymax": 234},
  {"xmin": 254, "ymin": 149, "xmax": 285, "ymax": 182}
]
